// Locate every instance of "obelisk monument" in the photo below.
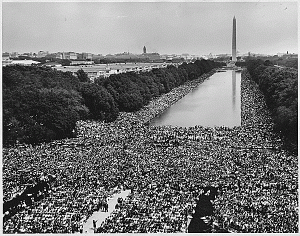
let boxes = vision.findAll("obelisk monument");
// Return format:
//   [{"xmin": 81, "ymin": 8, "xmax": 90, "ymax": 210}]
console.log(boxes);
[{"xmin": 232, "ymin": 16, "xmax": 237, "ymax": 62}]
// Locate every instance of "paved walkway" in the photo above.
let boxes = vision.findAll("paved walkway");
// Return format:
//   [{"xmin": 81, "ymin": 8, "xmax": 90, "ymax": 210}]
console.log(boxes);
[{"xmin": 83, "ymin": 189, "xmax": 131, "ymax": 233}]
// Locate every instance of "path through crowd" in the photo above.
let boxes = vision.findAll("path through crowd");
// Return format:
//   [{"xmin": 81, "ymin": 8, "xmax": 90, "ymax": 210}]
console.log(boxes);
[{"xmin": 83, "ymin": 189, "xmax": 131, "ymax": 233}]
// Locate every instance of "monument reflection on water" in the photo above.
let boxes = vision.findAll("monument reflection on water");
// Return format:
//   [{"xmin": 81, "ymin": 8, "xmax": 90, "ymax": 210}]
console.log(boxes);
[
  {"xmin": 149, "ymin": 70, "xmax": 241, "ymax": 128},
  {"xmin": 232, "ymin": 70, "xmax": 236, "ymax": 111}
]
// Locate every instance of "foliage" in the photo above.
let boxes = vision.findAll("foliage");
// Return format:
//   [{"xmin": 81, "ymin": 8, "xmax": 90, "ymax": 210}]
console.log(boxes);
[
  {"xmin": 235, "ymin": 61, "xmax": 247, "ymax": 67},
  {"xmin": 98, "ymin": 59, "xmax": 222, "ymax": 112},
  {"xmin": 3, "ymin": 65, "xmax": 88, "ymax": 146},
  {"xmin": 76, "ymin": 69, "xmax": 90, "ymax": 83},
  {"xmin": 245, "ymin": 55, "xmax": 298, "ymax": 69},
  {"xmin": 247, "ymin": 60, "xmax": 298, "ymax": 154},
  {"xmin": 3, "ymin": 59, "xmax": 221, "ymax": 146},
  {"xmin": 80, "ymin": 83, "xmax": 119, "ymax": 122}
]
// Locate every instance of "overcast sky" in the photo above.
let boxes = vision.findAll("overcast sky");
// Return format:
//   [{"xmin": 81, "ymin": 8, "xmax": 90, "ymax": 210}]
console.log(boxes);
[{"xmin": 2, "ymin": 1, "xmax": 298, "ymax": 55}]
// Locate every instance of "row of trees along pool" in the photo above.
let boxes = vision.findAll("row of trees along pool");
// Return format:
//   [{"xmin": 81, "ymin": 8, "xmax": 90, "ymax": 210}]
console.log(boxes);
[
  {"xmin": 3, "ymin": 59, "xmax": 225, "ymax": 146},
  {"xmin": 247, "ymin": 59, "xmax": 298, "ymax": 154}
]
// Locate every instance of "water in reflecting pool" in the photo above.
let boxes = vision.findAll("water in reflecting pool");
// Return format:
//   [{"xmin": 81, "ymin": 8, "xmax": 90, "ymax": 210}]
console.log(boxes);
[{"xmin": 149, "ymin": 70, "xmax": 241, "ymax": 127}]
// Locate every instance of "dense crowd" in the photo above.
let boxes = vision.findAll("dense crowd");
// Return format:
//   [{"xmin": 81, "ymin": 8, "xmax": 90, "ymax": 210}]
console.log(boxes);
[{"xmin": 2, "ymin": 70, "xmax": 298, "ymax": 233}]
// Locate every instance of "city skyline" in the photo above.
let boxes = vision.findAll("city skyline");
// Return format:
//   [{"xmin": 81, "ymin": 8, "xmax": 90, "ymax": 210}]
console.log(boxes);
[{"xmin": 2, "ymin": 1, "xmax": 298, "ymax": 56}]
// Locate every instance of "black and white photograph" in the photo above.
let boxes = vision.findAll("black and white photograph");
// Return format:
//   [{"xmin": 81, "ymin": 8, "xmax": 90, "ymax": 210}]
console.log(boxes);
[{"xmin": 2, "ymin": 0, "xmax": 298, "ymax": 234}]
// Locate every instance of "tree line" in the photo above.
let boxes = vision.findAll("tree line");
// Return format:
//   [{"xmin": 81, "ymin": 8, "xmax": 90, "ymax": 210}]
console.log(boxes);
[
  {"xmin": 247, "ymin": 59, "xmax": 298, "ymax": 154},
  {"xmin": 3, "ymin": 60, "xmax": 224, "ymax": 146}
]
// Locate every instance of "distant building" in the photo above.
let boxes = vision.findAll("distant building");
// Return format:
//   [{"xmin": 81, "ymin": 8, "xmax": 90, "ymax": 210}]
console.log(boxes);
[
  {"xmin": 9, "ymin": 60, "xmax": 40, "ymax": 66},
  {"xmin": 69, "ymin": 52, "xmax": 77, "ymax": 60},
  {"xmin": 114, "ymin": 52, "xmax": 138, "ymax": 60},
  {"xmin": 276, "ymin": 52, "xmax": 297, "ymax": 58},
  {"xmin": 289, "ymin": 53, "xmax": 298, "ymax": 58},
  {"xmin": 70, "ymin": 60, "xmax": 94, "ymax": 66},
  {"xmin": 56, "ymin": 53, "xmax": 63, "ymax": 59},
  {"xmin": 160, "ymin": 54, "xmax": 167, "ymax": 60},
  {"xmin": 37, "ymin": 51, "xmax": 49, "ymax": 58},
  {"xmin": 56, "ymin": 62, "xmax": 171, "ymax": 81},
  {"xmin": 42, "ymin": 61, "xmax": 62, "ymax": 67},
  {"xmin": 255, "ymin": 53, "xmax": 269, "ymax": 57},
  {"xmin": 11, "ymin": 52, "xmax": 19, "ymax": 58},
  {"xmin": 45, "ymin": 53, "xmax": 59, "ymax": 60},
  {"xmin": 216, "ymin": 53, "xmax": 230, "ymax": 57},
  {"xmin": 92, "ymin": 54, "xmax": 103, "ymax": 60},
  {"xmin": 143, "ymin": 46, "xmax": 146, "ymax": 54},
  {"xmin": 63, "ymin": 52, "xmax": 77, "ymax": 60},
  {"xmin": 166, "ymin": 55, "xmax": 174, "ymax": 61},
  {"xmin": 79, "ymin": 52, "xmax": 93, "ymax": 60},
  {"xmin": 181, "ymin": 53, "xmax": 191, "ymax": 60},
  {"xmin": 20, "ymin": 52, "xmax": 32, "ymax": 57},
  {"xmin": 140, "ymin": 53, "xmax": 160, "ymax": 62},
  {"xmin": 2, "ymin": 52, "xmax": 10, "ymax": 60},
  {"xmin": 2, "ymin": 60, "xmax": 12, "ymax": 66},
  {"xmin": 208, "ymin": 53, "xmax": 214, "ymax": 59}
]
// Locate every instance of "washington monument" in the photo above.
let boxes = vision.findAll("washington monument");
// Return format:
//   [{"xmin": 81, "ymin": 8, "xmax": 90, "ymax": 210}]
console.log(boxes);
[{"xmin": 232, "ymin": 16, "xmax": 237, "ymax": 62}]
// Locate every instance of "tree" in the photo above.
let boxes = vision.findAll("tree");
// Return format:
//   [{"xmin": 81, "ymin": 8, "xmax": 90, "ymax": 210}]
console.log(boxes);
[
  {"xmin": 76, "ymin": 69, "xmax": 90, "ymax": 83},
  {"xmin": 80, "ymin": 83, "xmax": 119, "ymax": 122},
  {"xmin": 3, "ymin": 60, "xmax": 221, "ymax": 146},
  {"xmin": 3, "ymin": 66, "xmax": 88, "ymax": 146},
  {"xmin": 246, "ymin": 59, "xmax": 298, "ymax": 154},
  {"xmin": 263, "ymin": 60, "xmax": 272, "ymax": 66}
]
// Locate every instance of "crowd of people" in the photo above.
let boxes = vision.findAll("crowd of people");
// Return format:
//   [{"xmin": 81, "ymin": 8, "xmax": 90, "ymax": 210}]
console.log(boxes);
[{"xmin": 2, "ymin": 70, "xmax": 298, "ymax": 233}]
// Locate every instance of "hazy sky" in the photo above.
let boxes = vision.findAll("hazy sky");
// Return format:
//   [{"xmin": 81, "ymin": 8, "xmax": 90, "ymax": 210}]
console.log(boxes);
[{"xmin": 2, "ymin": 1, "xmax": 298, "ymax": 55}]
